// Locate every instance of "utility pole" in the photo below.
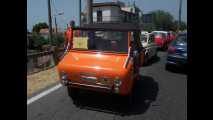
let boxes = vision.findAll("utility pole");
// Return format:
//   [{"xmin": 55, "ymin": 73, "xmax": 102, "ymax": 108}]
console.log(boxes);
[
  {"xmin": 87, "ymin": 0, "xmax": 93, "ymax": 24},
  {"xmin": 47, "ymin": 0, "xmax": 53, "ymax": 48},
  {"xmin": 55, "ymin": 17, "xmax": 58, "ymax": 47},
  {"xmin": 178, "ymin": 0, "xmax": 182, "ymax": 32},
  {"xmin": 79, "ymin": 0, "xmax": 81, "ymax": 26}
]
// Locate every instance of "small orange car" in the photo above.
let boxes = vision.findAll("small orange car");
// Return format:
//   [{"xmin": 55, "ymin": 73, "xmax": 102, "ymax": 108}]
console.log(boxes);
[{"xmin": 58, "ymin": 24, "xmax": 145, "ymax": 104}]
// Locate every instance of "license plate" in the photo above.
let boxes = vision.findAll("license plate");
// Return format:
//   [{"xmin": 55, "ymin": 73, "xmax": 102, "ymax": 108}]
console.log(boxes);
[
  {"xmin": 101, "ymin": 77, "xmax": 110, "ymax": 84},
  {"xmin": 82, "ymin": 76, "xmax": 97, "ymax": 83}
]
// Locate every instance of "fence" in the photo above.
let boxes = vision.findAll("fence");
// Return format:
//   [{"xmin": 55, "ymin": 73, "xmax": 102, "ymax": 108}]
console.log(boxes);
[{"xmin": 27, "ymin": 46, "xmax": 65, "ymax": 74}]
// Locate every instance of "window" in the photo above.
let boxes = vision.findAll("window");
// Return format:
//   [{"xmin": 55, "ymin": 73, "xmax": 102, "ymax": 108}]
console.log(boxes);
[
  {"xmin": 140, "ymin": 35, "xmax": 147, "ymax": 43},
  {"xmin": 173, "ymin": 34, "xmax": 187, "ymax": 47},
  {"xmin": 97, "ymin": 11, "xmax": 102, "ymax": 22},
  {"xmin": 71, "ymin": 29, "xmax": 128, "ymax": 53},
  {"xmin": 154, "ymin": 32, "xmax": 166, "ymax": 38}
]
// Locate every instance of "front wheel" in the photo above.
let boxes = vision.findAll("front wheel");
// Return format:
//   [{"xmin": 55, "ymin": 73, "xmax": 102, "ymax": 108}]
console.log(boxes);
[
  {"xmin": 163, "ymin": 45, "xmax": 167, "ymax": 51},
  {"xmin": 153, "ymin": 50, "xmax": 158, "ymax": 58},
  {"xmin": 143, "ymin": 54, "xmax": 148, "ymax": 66}
]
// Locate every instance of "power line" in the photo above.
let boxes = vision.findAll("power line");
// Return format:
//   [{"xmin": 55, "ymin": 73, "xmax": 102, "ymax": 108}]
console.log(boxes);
[
  {"xmin": 50, "ymin": 0, "xmax": 67, "ymax": 26},
  {"xmin": 65, "ymin": 14, "xmax": 78, "ymax": 23}
]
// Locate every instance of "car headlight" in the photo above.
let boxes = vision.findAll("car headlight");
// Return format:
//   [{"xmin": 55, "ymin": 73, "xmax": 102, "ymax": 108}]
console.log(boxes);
[
  {"xmin": 60, "ymin": 71, "xmax": 67, "ymax": 79},
  {"xmin": 113, "ymin": 77, "xmax": 122, "ymax": 86}
]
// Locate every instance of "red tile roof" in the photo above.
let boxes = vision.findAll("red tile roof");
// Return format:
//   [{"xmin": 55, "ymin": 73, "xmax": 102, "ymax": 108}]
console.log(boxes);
[{"xmin": 39, "ymin": 28, "xmax": 61, "ymax": 34}]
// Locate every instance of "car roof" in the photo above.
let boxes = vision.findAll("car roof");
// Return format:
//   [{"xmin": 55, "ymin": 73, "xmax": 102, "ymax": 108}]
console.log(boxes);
[
  {"xmin": 151, "ymin": 31, "xmax": 168, "ymax": 33},
  {"xmin": 72, "ymin": 23, "xmax": 140, "ymax": 31}
]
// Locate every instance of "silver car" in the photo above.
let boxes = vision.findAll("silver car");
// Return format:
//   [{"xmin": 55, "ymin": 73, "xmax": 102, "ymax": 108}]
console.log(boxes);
[{"xmin": 141, "ymin": 33, "xmax": 158, "ymax": 65}]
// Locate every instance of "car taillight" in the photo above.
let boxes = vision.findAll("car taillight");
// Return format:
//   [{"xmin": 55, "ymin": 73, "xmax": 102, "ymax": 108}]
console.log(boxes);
[{"xmin": 168, "ymin": 46, "xmax": 175, "ymax": 52}]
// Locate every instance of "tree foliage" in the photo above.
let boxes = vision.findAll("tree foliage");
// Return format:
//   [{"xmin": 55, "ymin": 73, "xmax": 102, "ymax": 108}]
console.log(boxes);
[
  {"xmin": 28, "ymin": 32, "xmax": 49, "ymax": 52},
  {"xmin": 141, "ymin": 10, "xmax": 187, "ymax": 32},
  {"xmin": 149, "ymin": 10, "xmax": 174, "ymax": 31},
  {"xmin": 47, "ymin": 34, "xmax": 66, "ymax": 47},
  {"xmin": 32, "ymin": 22, "xmax": 49, "ymax": 33}
]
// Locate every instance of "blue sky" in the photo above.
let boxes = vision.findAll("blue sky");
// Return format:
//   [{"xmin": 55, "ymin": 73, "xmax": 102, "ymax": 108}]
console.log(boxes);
[{"xmin": 27, "ymin": 0, "xmax": 187, "ymax": 32}]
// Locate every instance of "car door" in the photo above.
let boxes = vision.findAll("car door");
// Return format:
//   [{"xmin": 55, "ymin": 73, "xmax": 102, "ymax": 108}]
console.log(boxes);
[
  {"xmin": 148, "ymin": 35, "xmax": 156, "ymax": 58},
  {"xmin": 150, "ymin": 34, "xmax": 157, "ymax": 57}
]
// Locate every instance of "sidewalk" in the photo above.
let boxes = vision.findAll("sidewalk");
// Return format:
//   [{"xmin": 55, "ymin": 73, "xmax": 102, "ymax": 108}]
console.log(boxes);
[{"xmin": 27, "ymin": 65, "xmax": 59, "ymax": 95}]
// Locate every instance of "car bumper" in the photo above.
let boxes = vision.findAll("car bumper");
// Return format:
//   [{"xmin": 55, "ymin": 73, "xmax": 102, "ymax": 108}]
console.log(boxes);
[
  {"xmin": 166, "ymin": 54, "xmax": 187, "ymax": 67},
  {"xmin": 62, "ymin": 80, "xmax": 113, "ymax": 91}
]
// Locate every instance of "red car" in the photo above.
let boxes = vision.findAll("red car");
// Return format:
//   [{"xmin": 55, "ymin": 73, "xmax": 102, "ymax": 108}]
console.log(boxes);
[
  {"xmin": 167, "ymin": 31, "xmax": 177, "ymax": 40},
  {"xmin": 150, "ymin": 31, "xmax": 172, "ymax": 51}
]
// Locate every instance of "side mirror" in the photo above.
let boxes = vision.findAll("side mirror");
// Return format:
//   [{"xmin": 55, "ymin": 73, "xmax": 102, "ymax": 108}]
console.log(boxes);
[{"xmin": 133, "ymin": 51, "xmax": 139, "ymax": 58}]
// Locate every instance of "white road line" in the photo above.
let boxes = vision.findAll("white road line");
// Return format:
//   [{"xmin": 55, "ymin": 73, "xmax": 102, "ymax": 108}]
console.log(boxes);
[{"xmin": 27, "ymin": 84, "xmax": 62, "ymax": 105}]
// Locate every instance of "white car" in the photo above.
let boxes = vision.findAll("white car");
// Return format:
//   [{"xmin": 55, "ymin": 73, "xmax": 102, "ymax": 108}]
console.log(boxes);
[{"xmin": 141, "ymin": 33, "xmax": 158, "ymax": 65}]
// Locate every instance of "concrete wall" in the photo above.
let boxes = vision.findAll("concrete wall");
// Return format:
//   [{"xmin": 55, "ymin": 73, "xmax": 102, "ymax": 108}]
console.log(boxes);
[{"xmin": 93, "ymin": 6, "xmax": 124, "ymax": 23}]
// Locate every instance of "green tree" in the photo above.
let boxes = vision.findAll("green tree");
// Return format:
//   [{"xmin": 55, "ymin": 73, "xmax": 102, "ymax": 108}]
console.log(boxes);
[
  {"xmin": 143, "ymin": 23, "xmax": 157, "ymax": 33},
  {"xmin": 172, "ymin": 20, "xmax": 187, "ymax": 31},
  {"xmin": 32, "ymin": 22, "xmax": 49, "ymax": 33},
  {"xmin": 28, "ymin": 32, "xmax": 49, "ymax": 52},
  {"xmin": 47, "ymin": 34, "xmax": 65, "ymax": 48},
  {"xmin": 149, "ymin": 10, "xmax": 174, "ymax": 31}
]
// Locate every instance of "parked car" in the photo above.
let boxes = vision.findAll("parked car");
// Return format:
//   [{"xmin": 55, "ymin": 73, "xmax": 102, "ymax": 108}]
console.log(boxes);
[
  {"xmin": 150, "ymin": 31, "xmax": 172, "ymax": 51},
  {"xmin": 165, "ymin": 31, "xmax": 187, "ymax": 69},
  {"xmin": 141, "ymin": 33, "xmax": 158, "ymax": 65},
  {"xmin": 167, "ymin": 31, "xmax": 177, "ymax": 40},
  {"xmin": 58, "ymin": 24, "xmax": 146, "ymax": 104}
]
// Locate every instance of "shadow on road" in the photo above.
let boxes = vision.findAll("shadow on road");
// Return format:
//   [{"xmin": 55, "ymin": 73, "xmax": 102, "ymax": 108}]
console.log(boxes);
[
  {"xmin": 71, "ymin": 75, "xmax": 159, "ymax": 116},
  {"xmin": 143, "ymin": 56, "xmax": 161, "ymax": 67},
  {"xmin": 165, "ymin": 64, "xmax": 187, "ymax": 75}
]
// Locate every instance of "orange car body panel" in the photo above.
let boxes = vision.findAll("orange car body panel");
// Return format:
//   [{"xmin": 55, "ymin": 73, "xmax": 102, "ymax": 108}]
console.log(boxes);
[{"xmin": 58, "ymin": 28, "xmax": 145, "ymax": 95}]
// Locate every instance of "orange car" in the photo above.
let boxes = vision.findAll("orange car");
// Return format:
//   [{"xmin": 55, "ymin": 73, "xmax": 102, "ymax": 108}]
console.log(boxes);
[{"xmin": 58, "ymin": 24, "xmax": 145, "ymax": 104}]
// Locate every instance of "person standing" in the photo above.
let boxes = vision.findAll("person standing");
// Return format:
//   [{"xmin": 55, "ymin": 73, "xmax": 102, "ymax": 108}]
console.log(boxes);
[{"xmin": 64, "ymin": 20, "xmax": 81, "ymax": 48}]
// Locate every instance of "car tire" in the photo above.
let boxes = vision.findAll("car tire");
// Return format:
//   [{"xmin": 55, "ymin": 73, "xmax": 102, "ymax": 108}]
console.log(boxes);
[
  {"xmin": 163, "ymin": 45, "xmax": 167, "ymax": 51},
  {"xmin": 153, "ymin": 51, "xmax": 157, "ymax": 58},
  {"xmin": 143, "ymin": 54, "xmax": 148, "ymax": 66},
  {"xmin": 67, "ymin": 87, "xmax": 80, "ymax": 100}
]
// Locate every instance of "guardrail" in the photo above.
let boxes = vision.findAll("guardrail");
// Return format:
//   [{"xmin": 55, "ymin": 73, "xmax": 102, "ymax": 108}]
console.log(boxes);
[{"xmin": 27, "ymin": 46, "xmax": 65, "ymax": 74}]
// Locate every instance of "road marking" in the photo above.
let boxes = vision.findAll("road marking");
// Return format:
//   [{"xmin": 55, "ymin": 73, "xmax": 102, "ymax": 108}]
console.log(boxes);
[{"xmin": 27, "ymin": 84, "xmax": 62, "ymax": 105}]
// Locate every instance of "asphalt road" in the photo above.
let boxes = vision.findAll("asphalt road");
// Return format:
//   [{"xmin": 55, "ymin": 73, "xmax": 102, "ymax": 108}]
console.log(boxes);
[{"xmin": 27, "ymin": 51, "xmax": 187, "ymax": 120}]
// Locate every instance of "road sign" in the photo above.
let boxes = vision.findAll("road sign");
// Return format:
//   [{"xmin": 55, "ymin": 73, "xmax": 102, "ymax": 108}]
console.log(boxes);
[{"xmin": 142, "ymin": 14, "xmax": 155, "ymax": 23}]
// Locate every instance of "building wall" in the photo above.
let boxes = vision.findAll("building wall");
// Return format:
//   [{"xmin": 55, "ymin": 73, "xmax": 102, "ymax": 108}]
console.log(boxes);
[
  {"xmin": 92, "ymin": 5, "xmax": 138, "ymax": 24},
  {"xmin": 93, "ymin": 6, "xmax": 125, "ymax": 23}
]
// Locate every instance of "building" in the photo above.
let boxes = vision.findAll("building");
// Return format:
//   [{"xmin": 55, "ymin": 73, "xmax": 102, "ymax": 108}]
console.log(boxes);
[
  {"xmin": 82, "ymin": 0, "xmax": 140, "ymax": 25},
  {"xmin": 39, "ymin": 28, "xmax": 61, "ymax": 39}
]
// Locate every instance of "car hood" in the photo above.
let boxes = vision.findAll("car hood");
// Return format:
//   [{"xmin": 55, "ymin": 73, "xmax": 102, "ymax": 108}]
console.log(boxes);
[{"xmin": 61, "ymin": 51, "xmax": 128, "ymax": 70}]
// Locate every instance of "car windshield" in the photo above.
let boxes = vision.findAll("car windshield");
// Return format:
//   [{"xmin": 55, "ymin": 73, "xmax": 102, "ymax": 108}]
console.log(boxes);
[
  {"xmin": 71, "ymin": 29, "xmax": 128, "ymax": 53},
  {"xmin": 153, "ymin": 32, "xmax": 166, "ymax": 38},
  {"xmin": 169, "ymin": 32, "xmax": 176, "ymax": 36},
  {"xmin": 140, "ymin": 35, "xmax": 147, "ymax": 43},
  {"xmin": 173, "ymin": 34, "xmax": 187, "ymax": 47}
]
